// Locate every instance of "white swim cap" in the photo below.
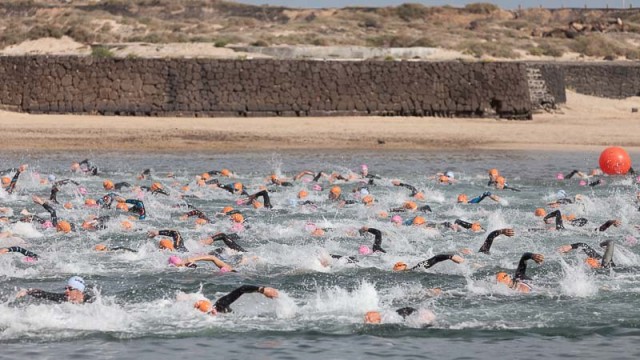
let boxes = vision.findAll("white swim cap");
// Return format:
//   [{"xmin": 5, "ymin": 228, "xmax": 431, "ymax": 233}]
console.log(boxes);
[{"xmin": 67, "ymin": 276, "xmax": 86, "ymax": 292}]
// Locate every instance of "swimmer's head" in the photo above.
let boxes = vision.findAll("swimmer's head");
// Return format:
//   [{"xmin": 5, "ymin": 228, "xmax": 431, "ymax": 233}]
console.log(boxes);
[
  {"xmin": 116, "ymin": 202, "xmax": 129, "ymax": 211},
  {"xmin": 159, "ymin": 239, "xmax": 175, "ymax": 250},
  {"xmin": 579, "ymin": 180, "xmax": 587, "ymax": 186},
  {"xmin": 222, "ymin": 206, "xmax": 233, "ymax": 214},
  {"xmin": 168, "ymin": 255, "xmax": 182, "ymax": 266},
  {"xmin": 403, "ymin": 201, "xmax": 418, "ymax": 210},
  {"xmin": 94, "ymin": 244, "xmax": 107, "ymax": 251},
  {"xmin": 233, "ymin": 183, "xmax": 243, "ymax": 192},
  {"xmin": 103, "ymin": 180, "xmax": 114, "ymax": 190},
  {"xmin": 359, "ymin": 245, "xmax": 372, "ymax": 255},
  {"xmin": 195, "ymin": 218, "xmax": 208, "ymax": 226},
  {"xmin": 585, "ymin": 257, "xmax": 601, "ymax": 268},
  {"xmin": 412, "ymin": 216, "xmax": 426, "ymax": 226},
  {"xmin": 66, "ymin": 276, "xmax": 86, "ymax": 292},
  {"xmin": 377, "ymin": 211, "xmax": 388, "ymax": 219},
  {"xmin": 312, "ymin": 228, "xmax": 325, "ymax": 237},
  {"xmin": 298, "ymin": 190, "xmax": 308, "ymax": 199},
  {"xmin": 414, "ymin": 192, "xmax": 425, "ymax": 200},
  {"xmin": 48, "ymin": 174, "xmax": 56, "ymax": 182},
  {"xmin": 362, "ymin": 195, "xmax": 374, "ymax": 205},
  {"xmin": 56, "ymin": 220, "xmax": 72, "ymax": 233},
  {"xmin": 471, "ymin": 222, "xmax": 482, "ymax": 232},
  {"xmin": 360, "ymin": 187, "xmax": 369, "ymax": 196},
  {"xmin": 201, "ymin": 173, "xmax": 211, "ymax": 180},
  {"xmin": 496, "ymin": 272, "xmax": 512, "ymax": 286},
  {"xmin": 197, "ymin": 179, "xmax": 206, "ymax": 187},
  {"xmin": 70, "ymin": 162, "xmax": 80, "ymax": 171},
  {"xmin": 230, "ymin": 213, "xmax": 244, "ymax": 223},
  {"xmin": 534, "ymin": 208, "xmax": 546, "ymax": 217},
  {"xmin": 496, "ymin": 176, "xmax": 506, "ymax": 186},
  {"xmin": 457, "ymin": 194, "xmax": 468, "ymax": 203},
  {"xmin": 220, "ymin": 169, "xmax": 231, "ymax": 177},
  {"xmin": 151, "ymin": 182, "xmax": 163, "ymax": 192},
  {"xmin": 252, "ymin": 200, "xmax": 263, "ymax": 209},
  {"xmin": 364, "ymin": 311, "xmax": 381, "ymax": 324},
  {"xmin": 556, "ymin": 190, "xmax": 567, "ymax": 199},
  {"xmin": 556, "ymin": 173, "xmax": 564, "ymax": 180},
  {"xmin": 329, "ymin": 186, "xmax": 341, "ymax": 198},
  {"xmin": 42, "ymin": 220, "xmax": 53, "ymax": 229},
  {"xmin": 391, "ymin": 215, "xmax": 403, "ymax": 224},
  {"xmin": 445, "ymin": 171, "xmax": 454, "ymax": 179},
  {"xmin": 1, "ymin": 177, "xmax": 10, "ymax": 186},
  {"xmin": 84, "ymin": 198, "xmax": 97, "ymax": 207},
  {"xmin": 194, "ymin": 299, "xmax": 214, "ymax": 314},
  {"xmin": 393, "ymin": 261, "xmax": 408, "ymax": 271},
  {"xmin": 121, "ymin": 221, "xmax": 133, "ymax": 230},
  {"xmin": 438, "ymin": 175, "xmax": 449, "ymax": 183},
  {"xmin": 63, "ymin": 202, "xmax": 73, "ymax": 209},
  {"xmin": 488, "ymin": 168, "xmax": 499, "ymax": 177}
]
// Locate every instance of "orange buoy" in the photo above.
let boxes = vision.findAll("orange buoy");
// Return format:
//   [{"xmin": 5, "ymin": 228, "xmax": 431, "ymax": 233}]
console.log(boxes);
[{"xmin": 599, "ymin": 147, "xmax": 632, "ymax": 175}]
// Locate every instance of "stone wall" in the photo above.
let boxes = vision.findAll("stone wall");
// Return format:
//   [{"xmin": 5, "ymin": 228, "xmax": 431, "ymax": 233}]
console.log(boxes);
[
  {"xmin": 562, "ymin": 63, "xmax": 640, "ymax": 99},
  {"xmin": 0, "ymin": 56, "xmax": 532, "ymax": 119}
]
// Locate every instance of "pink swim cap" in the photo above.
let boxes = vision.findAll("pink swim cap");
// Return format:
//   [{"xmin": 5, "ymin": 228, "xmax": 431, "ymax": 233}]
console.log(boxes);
[
  {"xmin": 235, "ymin": 199, "xmax": 246, "ymax": 205},
  {"xmin": 42, "ymin": 220, "xmax": 53, "ymax": 229},
  {"xmin": 312, "ymin": 184, "xmax": 322, "ymax": 191},
  {"xmin": 304, "ymin": 222, "xmax": 317, "ymax": 232},
  {"xmin": 391, "ymin": 215, "xmax": 402, "ymax": 224},
  {"xmin": 556, "ymin": 173, "xmax": 564, "ymax": 180},
  {"xmin": 359, "ymin": 245, "xmax": 372, "ymax": 255},
  {"xmin": 302, "ymin": 177, "xmax": 312, "ymax": 183},
  {"xmin": 220, "ymin": 266, "xmax": 231, "ymax": 273},
  {"xmin": 636, "ymin": 175, "xmax": 640, "ymax": 183},
  {"xmin": 23, "ymin": 256, "xmax": 37, "ymax": 263},
  {"xmin": 230, "ymin": 222, "xmax": 245, "ymax": 232},
  {"xmin": 361, "ymin": 164, "xmax": 368, "ymax": 171},
  {"xmin": 168, "ymin": 255, "xmax": 182, "ymax": 266},
  {"xmin": 78, "ymin": 187, "xmax": 88, "ymax": 195},
  {"xmin": 579, "ymin": 180, "xmax": 587, "ymax": 186}
]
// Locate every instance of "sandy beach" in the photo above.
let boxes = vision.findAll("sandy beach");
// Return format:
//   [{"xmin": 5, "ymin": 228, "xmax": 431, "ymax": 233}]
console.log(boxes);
[{"xmin": 1, "ymin": 91, "xmax": 638, "ymax": 153}]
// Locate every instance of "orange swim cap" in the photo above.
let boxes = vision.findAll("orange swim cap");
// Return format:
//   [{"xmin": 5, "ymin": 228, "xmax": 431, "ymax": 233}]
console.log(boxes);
[
  {"xmin": 159, "ymin": 239, "xmax": 174, "ymax": 250},
  {"xmin": 194, "ymin": 299, "xmax": 212, "ymax": 313},
  {"xmin": 1, "ymin": 177, "xmax": 9, "ymax": 186},
  {"xmin": 81, "ymin": 221, "xmax": 94, "ymax": 230},
  {"xmin": 585, "ymin": 257, "xmax": 601, "ymax": 268},
  {"xmin": 496, "ymin": 272, "xmax": 512, "ymax": 285},
  {"xmin": 534, "ymin": 208, "xmax": 546, "ymax": 217},
  {"xmin": 195, "ymin": 218, "xmax": 208, "ymax": 225},
  {"xmin": 181, "ymin": 185, "xmax": 190, "ymax": 192},
  {"xmin": 233, "ymin": 183, "xmax": 243, "ymax": 192},
  {"xmin": 103, "ymin": 180, "xmax": 114, "ymax": 190},
  {"xmin": 393, "ymin": 261, "xmax": 408, "ymax": 271},
  {"xmin": 489, "ymin": 168, "xmax": 499, "ymax": 177},
  {"xmin": 471, "ymin": 222, "xmax": 482, "ymax": 232},
  {"xmin": 496, "ymin": 176, "xmax": 506, "ymax": 185},
  {"xmin": 121, "ymin": 221, "xmax": 133, "ymax": 230},
  {"xmin": 311, "ymin": 228, "xmax": 325, "ymax": 237},
  {"xmin": 270, "ymin": 174, "xmax": 278, "ymax": 181},
  {"xmin": 151, "ymin": 182, "xmax": 163, "ymax": 192},
  {"xmin": 298, "ymin": 190, "xmax": 308, "ymax": 199},
  {"xmin": 56, "ymin": 220, "xmax": 72, "ymax": 233},
  {"xmin": 457, "ymin": 194, "xmax": 468, "ymax": 203},
  {"xmin": 94, "ymin": 244, "xmax": 107, "ymax": 251},
  {"xmin": 362, "ymin": 195, "xmax": 374, "ymax": 205},
  {"xmin": 85, "ymin": 198, "xmax": 97, "ymax": 206},
  {"xmin": 403, "ymin": 201, "xmax": 418, "ymax": 210},
  {"xmin": 222, "ymin": 206, "xmax": 234, "ymax": 214},
  {"xmin": 330, "ymin": 186, "xmax": 341, "ymax": 196},
  {"xmin": 412, "ymin": 216, "xmax": 426, "ymax": 225},
  {"xmin": 201, "ymin": 173, "xmax": 211, "ymax": 180},
  {"xmin": 252, "ymin": 200, "xmax": 263, "ymax": 209},
  {"xmin": 364, "ymin": 311, "xmax": 382, "ymax": 324},
  {"xmin": 414, "ymin": 192, "xmax": 425, "ymax": 200},
  {"xmin": 63, "ymin": 202, "xmax": 73, "ymax": 209},
  {"xmin": 220, "ymin": 169, "xmax": 231, "ymax": 177},
  {"xmin": 563, "ymin": 214, "xmax": 576, "ymax": 221},
  {"xmin": 377, "ymin": 211, "xmax": 388, "ymax": 219},
  {"xmin": 231, "ymin": 213, "xmax": 244, "ymax": 223},
  {"xmin": 116, "ymin": 202, "xmax": 129, "ymax": 211},
  {"xmin": 438, "ymin": 175, "xmax": 449, "ymax": 183}
]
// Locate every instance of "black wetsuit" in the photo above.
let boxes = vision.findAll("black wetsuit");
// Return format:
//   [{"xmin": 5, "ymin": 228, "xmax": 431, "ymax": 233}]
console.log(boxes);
[
  {"xmin": 114, "ymin": 182, "xmax": 131, "ymax": 190},
  {"xmin": 569, "ymin": 241, "xmax": 616, "ymax": 268},
  {"xmin": 49, "ymin": 179, "xmax": 80, "ymax": 203},
  {"xmin": 409, "ymin": 254, "xmax": 457, "ymax": 271},
  {"xmin": 6, "ymin": 170, "xmax": 21, "ymax": 194},
  {"xmin": 395, "ymin": 183, "xmax": 420, "ymax": 197},
  {"xmin": 214, "ymin": 285, "xmax": 264, "ymax": 313},
  {"xmin": 125, "ymin": 199, "xmax": 146, "ymax": 220},
  {"xmin": 360, "ymin": 228, "xmax": 386, "ymax": 253},
  {"xmin": 158, "ymin": 230, "xmax": 188, "ymax": 252},
  {"xmin": 478, "ymin": 230, "xmax": 508, "ymax": 254},
  {"xmin": 140, "ymin": 186, "xmax": 169, "ymax": 196},
  {"xmin": 109, "ymin": 246, "xmax": 138, "ymax": 253},
  {"xmin": 79, "ymin": 159, "xmax": 98, "ymax": 176},
  {"xmin": 220, "ymin": 183, "xmax": 249, "ymax": 196},
  {"xmin": 207, "ymin": 233, "xmax": 247, "ymax": 253},
  {"xmin": 3, "ymin": 246, "xmax": 39, "ymax": 258},
  {"xmin": 454, "ymin": 219, "xmax": 476, "ymax": 230},
  {"xmin": 40, "ymin": 202, "xmax": 59, "ymax": 227},
  {"xmin": 184, "ymin": 209, "xmax": 211, "ymax": 222},
  {"xmin": 514, "ymin": 252, "xmax": 537, "ymax": 281},
  {"xmin": 543, "ymin": 210, "xmax": 589, "ymax": 230},
  {"xmin": 247, "ymin": 190, "xmax": 273, "ymax": 209},
  {"xmin": 25, "ymin": 289, "xmax": 95, "ymax": 303},
  {"xmin": 396, "ymin": 307, "xmax": 418, "ymax": 318}
]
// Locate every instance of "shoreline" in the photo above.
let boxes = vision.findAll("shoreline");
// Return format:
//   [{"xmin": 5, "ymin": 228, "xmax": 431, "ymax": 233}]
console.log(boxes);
[{"xmin": 2, "ymin": 91, "xmax": 639, "ymax": 153}]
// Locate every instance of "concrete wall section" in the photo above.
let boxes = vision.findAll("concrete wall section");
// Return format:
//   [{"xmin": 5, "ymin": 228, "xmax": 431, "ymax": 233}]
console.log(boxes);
[{"xmin": 0, "ymin": 57, "xmax": 533, "ymax": 119}]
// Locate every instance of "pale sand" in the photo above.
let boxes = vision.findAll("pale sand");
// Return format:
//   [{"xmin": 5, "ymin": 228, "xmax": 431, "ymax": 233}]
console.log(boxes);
[{"xmin": 0, "ymin": 91, "xmax": 638, "ymax": 153}]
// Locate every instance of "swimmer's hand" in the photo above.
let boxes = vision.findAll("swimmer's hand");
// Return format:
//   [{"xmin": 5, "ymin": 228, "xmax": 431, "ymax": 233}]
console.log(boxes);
[
  {"xmin": 532, "ymin": 253, "xmax": 544, "ymax": 264},
  {"xmin": 451, "ymin": 255, "xmax": 464, "ymax": 264},
  {"xmin": 147, "ymin": 230, "xmax": 159, "ymax": 237},
  {"xmin": 501, "ymin": 228, "xmax": 515, "ymax": 237},
  {"xmin": 18, "ymin": 164, "xmax": 28, "ymax": 173},
  {"xmin": 31, "ymin": 195, "xmax": 44, "ymax": 205},
  {"xmin": 391, "ymin": 180, "xmax": 401, "ymax": 186},
  {"xmin": 558, "ymin": 245, "xmax": 572, "ymax": 253},
  {"xmin": 260, "ymin": 287, "xmax": 279, "ymax": 299},
  {"xmin": 612, "ymin": 220, "xmax": 621, "ymax": 227},
  {"xmin": 16, "ymin": 289, "xmax": 29, "ymax": 298}
]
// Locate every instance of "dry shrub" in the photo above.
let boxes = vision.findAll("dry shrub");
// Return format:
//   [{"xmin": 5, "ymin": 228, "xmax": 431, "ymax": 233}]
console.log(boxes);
[
  {"xmin": 458, "ymin": 40, "xmax": 520, "ymax": 58},
  {"xmin": 27, "ymin": 25, "xmax": 63, "ymax": 39},
  {"xmin": 464, "ymin": 3, "xmax": 499, "ymax": 14},
  {"xmin": 569, "ymin": 35, "xmax": 626, "ymax": 57}
]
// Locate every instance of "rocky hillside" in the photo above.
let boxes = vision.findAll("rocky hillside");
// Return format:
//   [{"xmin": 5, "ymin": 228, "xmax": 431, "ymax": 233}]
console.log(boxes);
[{"xmin": 2, "ymin": 0, "xmax": 640, "ymax": 60}]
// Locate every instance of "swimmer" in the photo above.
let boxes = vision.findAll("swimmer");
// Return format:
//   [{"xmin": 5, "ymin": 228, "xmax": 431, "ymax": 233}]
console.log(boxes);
[
  {"xmin": 81, "ymin": 215, "xmax": 111, "ymax": 231},
  {"xmin": 148, "ymin": 229, "xmax": 188, "ymax": 252},
  {"xmin": 359, "ymin": 227, "xmax": 386, "ymax": 253},
  {"xmin": 0, "ymin": 246, "xmax": 39, "ymax": 259},
  {"xmin": 31, "ymin": 195, "xmax": 75, "ymax": 233},
  {"xmin": 391, "ymin": 180, "xmax": 425, "ymax": 199},
  {"xmin": 168, "ymin": 254, "xmax": 234, "ymax": 272},
  {"xmin": 364, "ymin": 307, "xmax": 436, "ymax": 325},
  {"xmin": 494, "ymin": 176, "xmax": 520, "ymax": 192},
  {"xmin": 103, "ymin": 180, "xmax": 131, "ymax": 191},
  {"xmin": 496, "ymin": 253, "xmax": 544, "ymax": 293},
  {"xmin": 16, "ymin": 276, "xmax": 94, "ymax": 304},
  {"xmin": 478, "ymin": 228, "xmax": 515, "ymax": 254},
  {"xmin": 451, "ymin": 219, "xmax": 484, "ymax": 232},
  {"xmin": 94, "ymin": 244, "xmax": 137, "ymax": 253},
  {"xmin": 203, "ymin": 169, "xmax": 233, "ymax": 178},
  {"xmin": 137, "ymin": 169, "xmax": 152, "ymax": 180},
  {"xmin": 3, "ymin": 164, "xmax": 27, "ymax": 194},
  {"xmin": 241, "ymin": 189, "xmax": 273, "ymax": 209},
  {"xmin": 49, "ymin": 178, "xmax": 80, "ymax": 203},
  {"xmin": 71, "ymin": 159, "xmax": 98, "ymax": 175},
  {"xmin": 200, "ymin": 232, "xmax": 247, "ymax": 253},
  {"xmin": 558, "ymin": 240, "xmax": 616, "ymax": 268},
  {"xmin": 269, "ymin": 174, "xmax": 293, "ymax": 187},
  {"xmin": 393, "ymin": 254, "xmax": 464, "ymax": 272},
  {"xmin": 115, "ymin": 197, "xmax": 146, "ymax": 220},
  {"xmin": 217, "ymin": 182, "xmax": 249, "ymax": 196},
  {"xmin": 457, "ymin": 191, "xmax": 501, "ymax": 204},
  {"xmin": 293, "ymin": 170, "xmax": 316, "ymax": 181},
  {"xmin": 390, "ymin": 201, "xmax": 431, "ymax": 213},
  {"xmin": 543, "ymin": 209, "xmax": 620, "ymax": 232},
  {"xmin": 140, "ymin": 182, "xmax": 169, "ymax": 196},
  {"xmin": 194, "ymin": 285, "xmax": 279, "ymax": 315},
  {"xmin": 327, "ymin": 186, "xmax": 357, "ymax": 206},
  {"xmin": 487, "ymin": 168, "xmax": 500, "ymax": 186},
  {"xmin": 179, "ymin": 207, "xmax": 212, "ymax": 223}
]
